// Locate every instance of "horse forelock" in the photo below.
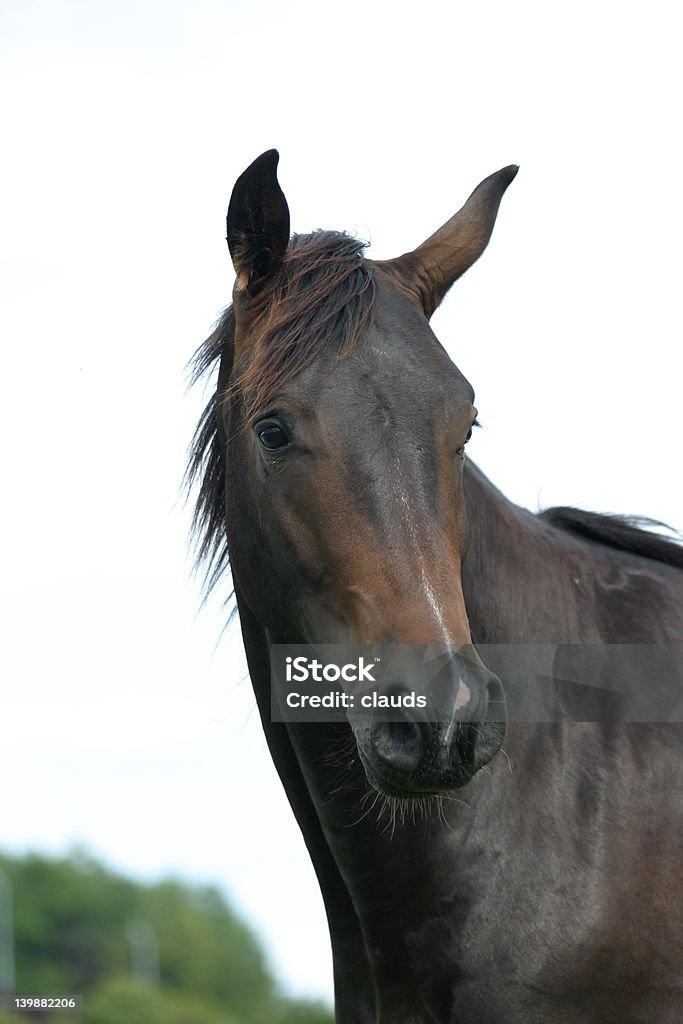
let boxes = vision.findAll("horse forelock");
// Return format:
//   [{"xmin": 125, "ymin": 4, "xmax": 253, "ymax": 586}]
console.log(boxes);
[
  {"xmin": 185, "ymin": 230, "xmax": 377, "ymax": 596},
  {"xmin": 232, "ymin": 230, "xmax": 376, "ymax": 417}
]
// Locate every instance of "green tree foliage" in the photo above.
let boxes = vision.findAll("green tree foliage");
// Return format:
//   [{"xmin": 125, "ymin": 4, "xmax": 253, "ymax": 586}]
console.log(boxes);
[
  {"xmin": 84, "ymin": 978, "xmax": 239, "ymax": 1024},
  {"xmin": 0, "ymin": 850, "xmax": 332, "ymax": 1024},
  {"xmin": 136, "ymin": 880, "xmax": 274, "ymax": 1023},
  {"xmin": 5, "ymin": 849, "xmax": 135, "ymax": 994}
]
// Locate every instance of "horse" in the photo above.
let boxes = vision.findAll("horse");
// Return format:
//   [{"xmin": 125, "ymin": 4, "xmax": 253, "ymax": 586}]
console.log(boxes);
[{"xmin": 187, "ymin": 150, "xmax": 683, "ymax": 1023}]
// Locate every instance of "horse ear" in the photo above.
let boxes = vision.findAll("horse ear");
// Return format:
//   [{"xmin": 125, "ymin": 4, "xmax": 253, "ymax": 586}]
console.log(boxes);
[
  {"xmin": 227, "ymin": 149, "xmax": 290, "ymax": 296},
  {"xmin": 380, "ymin": 165, "xmax": 518, "ymax": 319}
]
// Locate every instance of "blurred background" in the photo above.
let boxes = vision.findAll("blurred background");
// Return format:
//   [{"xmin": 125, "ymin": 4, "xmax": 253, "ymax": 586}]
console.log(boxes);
[
  {"xmin": 0, "ymin": 1, "xmax": 681, "ymax": 1020},
  {"xmin": 0, "ymin": 849, "xmax": 330, "ymax": 1023}
]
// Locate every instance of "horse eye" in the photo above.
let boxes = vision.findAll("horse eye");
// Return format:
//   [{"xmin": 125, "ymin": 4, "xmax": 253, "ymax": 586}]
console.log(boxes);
[
  {"xmin": 256, "ymin": 423, "xmax": 290, "ymax": 451},
  {"xmin": 456, "ymin": 426, "xmax": 474, "ymax": 459}
]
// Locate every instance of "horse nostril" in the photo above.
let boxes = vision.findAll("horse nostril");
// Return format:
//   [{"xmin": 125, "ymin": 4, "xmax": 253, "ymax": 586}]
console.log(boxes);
[
  {"xmin": 454, "ymin": 722, "xmax": 477, "ymax": 768},
  {"xmin": 371, "ymin": 714, "xmax": 424, "ymax": 773},
  {"xmin": 388, "ymin": 717, "xmax": 422, "ymax": 756}
]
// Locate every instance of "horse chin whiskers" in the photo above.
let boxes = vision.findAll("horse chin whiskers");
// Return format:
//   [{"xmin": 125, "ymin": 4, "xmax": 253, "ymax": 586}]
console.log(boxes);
[
  {"xmin": 498, "ymin": 745, "xmax": 514, "ymax": 775},
  {"xmin": 321, "ymin": 731, "xmax": 357, "ymax": 771},
  {"xmin": 346, "ymin": 787, "xmax": 383, "ymax": 829},
  {"xmin": 375, "ymin": 791, "xmax": 452, "ymax": 838}
]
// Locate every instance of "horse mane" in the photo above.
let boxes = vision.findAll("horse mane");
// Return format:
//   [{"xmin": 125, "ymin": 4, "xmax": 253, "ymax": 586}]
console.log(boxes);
[
  {"xmin": 233, "ymin": 230, "xmax": 376, "ymax": 418},
  {"xmin": 185, "ymin": 328, "xmax": 230, "ymax": 598},
  {"xmin": 185, "ymin": 230, "xmax": 376, "ymax": 595},
  {"xmin": 540, "ymin": 506, "xmax": 683, "ymax": 569}
]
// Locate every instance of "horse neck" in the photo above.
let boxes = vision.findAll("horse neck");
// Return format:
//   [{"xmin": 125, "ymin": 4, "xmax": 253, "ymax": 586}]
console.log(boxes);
[{"xmin": 461, "ymin": 461, "xmax": 592, "ymax": 644}]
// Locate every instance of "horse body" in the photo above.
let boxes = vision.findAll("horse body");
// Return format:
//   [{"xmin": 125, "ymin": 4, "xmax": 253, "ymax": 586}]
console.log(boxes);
[{"xmin": 189, "ymin": 151, "xmax": 683, "ymax": 1022}]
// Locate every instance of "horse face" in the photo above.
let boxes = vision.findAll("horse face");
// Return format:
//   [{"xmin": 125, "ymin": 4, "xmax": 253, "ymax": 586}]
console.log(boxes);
[
  {"xmin": 223, "ymin": 277, "xmax": 506, "ymax": 792},
  {"xmin": 221, "ymin": 150, "xmax": 515, "ymax": 794}
]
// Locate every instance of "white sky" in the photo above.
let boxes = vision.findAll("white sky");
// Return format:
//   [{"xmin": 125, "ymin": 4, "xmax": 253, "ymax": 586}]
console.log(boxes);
[{"xmin": 1, "ymin": 0, "xmax": 681, "ymax": 1003}]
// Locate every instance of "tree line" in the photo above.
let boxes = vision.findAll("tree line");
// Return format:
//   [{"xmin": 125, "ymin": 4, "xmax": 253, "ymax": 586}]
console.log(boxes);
[{"xmin": 0, "ymin": 849, "xmax": 332, "ymax": 1024}]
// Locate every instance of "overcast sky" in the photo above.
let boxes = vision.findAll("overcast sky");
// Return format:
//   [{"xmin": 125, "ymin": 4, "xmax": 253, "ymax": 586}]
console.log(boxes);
[{"xmin": 1, "ymin": 0, "xmax": 681, "ymax": 1003}]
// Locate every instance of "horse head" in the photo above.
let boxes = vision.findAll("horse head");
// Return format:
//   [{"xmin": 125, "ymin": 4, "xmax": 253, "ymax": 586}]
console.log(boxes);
[{"xmin": 219, "ymin": 150, "xmax": 517, "ymax": 796}]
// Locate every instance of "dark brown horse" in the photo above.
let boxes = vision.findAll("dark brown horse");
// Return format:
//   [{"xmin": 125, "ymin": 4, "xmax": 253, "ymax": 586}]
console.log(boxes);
[{"xmin": 188, "ymin": 151, "xmax": 683, "ymax": 1023}]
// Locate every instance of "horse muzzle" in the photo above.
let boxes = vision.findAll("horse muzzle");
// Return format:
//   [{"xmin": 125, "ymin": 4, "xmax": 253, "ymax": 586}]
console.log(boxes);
[{"xmin": 349, "ymin": 656, "xmax": 507, "ymax": 796}]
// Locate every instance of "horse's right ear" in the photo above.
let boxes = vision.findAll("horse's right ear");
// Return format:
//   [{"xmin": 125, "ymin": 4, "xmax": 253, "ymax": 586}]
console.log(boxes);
[{"xmin": 227, "ymin": 150, "xmax": 290, "ymax": 296}]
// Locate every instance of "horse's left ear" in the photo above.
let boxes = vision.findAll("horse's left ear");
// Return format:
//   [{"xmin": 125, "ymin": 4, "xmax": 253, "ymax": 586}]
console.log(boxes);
[
  {"xmin": 379, "ymin": 165, "xmax": 518, "ymax": 319},
  {"xmin": 227, "ymin": 149, "xmax": 290, "ymax": 296}
]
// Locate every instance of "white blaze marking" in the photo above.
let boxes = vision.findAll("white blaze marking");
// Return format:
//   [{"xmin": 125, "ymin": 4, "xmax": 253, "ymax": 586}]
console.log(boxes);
[
  {"xmin": 397, "ymin": 484, "xmax": 456, "ymax": 649},
  {"xmin": 420, "ymin": 567, "xmax": 455, "ymax": 649},
  {"xmin": 454, "ymin": 680, "xmax": 471, "ymax": 711},
  {"xmin": 395, "ymin": 479, "xmax": 472, "ymax": 738}
]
